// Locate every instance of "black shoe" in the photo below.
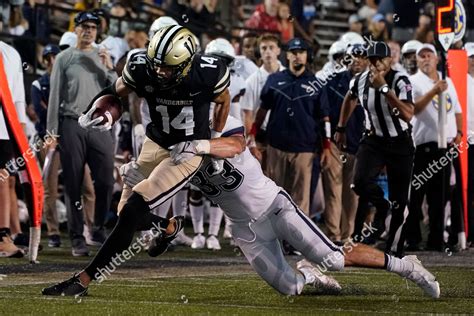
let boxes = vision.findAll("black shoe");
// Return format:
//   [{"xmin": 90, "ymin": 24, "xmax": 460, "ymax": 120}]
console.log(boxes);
[
  {"xmin": 72, "ymin": 238, "xmax": 89, "ymax": 257},
  {"xmin": 88, "ymin": 230, "xmax": 106, "ymax": 247},
  {"xmin": 148, "ymin": 216, "xmax": 184, "ymax": 257},
  {"xmin": 42, "ymin": 274, "xmax": 88, "ymax": 296},
  {"xmin": 48, "ymin": 235, "xmax": 61, "ymax": 248},
  {"xmin": 13, "ymin": 233, "xmax": 29, "ymax": 248}
]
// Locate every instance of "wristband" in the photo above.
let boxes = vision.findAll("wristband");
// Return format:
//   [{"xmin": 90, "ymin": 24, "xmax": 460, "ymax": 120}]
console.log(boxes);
[
  {"xmin": 324, "ymin": 121, "xmax": 331, "ymax": 139},
  {"xmin": 211, "ymin": 130, "xmax": 222, "ymax": 138},
  {"xmin": 194, "ymin": 140, "xmax": 211, "ymax": 154},
  {"xmin": 249, "ymin": 123, "xmax": 258, "ymax": 137},
  {"xmin": 323, "ymin": 138, "xmax": 331, "ymax": 149},
  {"xmin": 335, "ymin": 125, "xmax": 346, "ymax": 133}
]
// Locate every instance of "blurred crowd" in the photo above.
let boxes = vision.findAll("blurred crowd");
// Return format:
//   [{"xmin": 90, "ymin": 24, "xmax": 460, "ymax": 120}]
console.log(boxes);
[{"xmin": 0, "ymin": 0, "xmax": 473, "ymax": 259}]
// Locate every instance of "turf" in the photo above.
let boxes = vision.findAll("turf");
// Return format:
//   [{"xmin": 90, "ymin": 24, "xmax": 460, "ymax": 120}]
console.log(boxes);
[{"xmin": 1, "ymin": 237, "xmax": 473, "ymax": 315}]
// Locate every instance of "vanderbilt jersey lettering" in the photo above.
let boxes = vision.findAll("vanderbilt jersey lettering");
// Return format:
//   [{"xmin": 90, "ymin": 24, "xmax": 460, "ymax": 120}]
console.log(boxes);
[{"xmin": 122, "ymin": 51, "xmax": 230, "ymax": 148}]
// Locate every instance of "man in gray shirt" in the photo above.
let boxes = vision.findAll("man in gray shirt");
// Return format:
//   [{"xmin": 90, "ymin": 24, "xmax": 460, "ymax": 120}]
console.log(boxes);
[{"xmin": 47, "ymin": 11, "xmax": 117, "ymax": 256}]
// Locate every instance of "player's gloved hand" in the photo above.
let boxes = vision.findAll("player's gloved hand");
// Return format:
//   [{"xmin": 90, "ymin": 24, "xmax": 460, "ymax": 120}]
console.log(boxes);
[
  {"xmin": 169, "ymin": 140, "xmax": 210, "ymax": 165},
  {"xmin": 78, "ymin": 104, "xmax": 112, "ymax": 131},
  {"xmin": 119, "ymin": 161, "xmax": 145, "ymax": 187}
]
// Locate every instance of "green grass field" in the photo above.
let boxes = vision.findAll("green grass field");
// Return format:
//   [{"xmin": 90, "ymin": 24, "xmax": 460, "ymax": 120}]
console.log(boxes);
[{"xmin": 1, "ymin": 236, "xmax": 473, "ymax": 315}]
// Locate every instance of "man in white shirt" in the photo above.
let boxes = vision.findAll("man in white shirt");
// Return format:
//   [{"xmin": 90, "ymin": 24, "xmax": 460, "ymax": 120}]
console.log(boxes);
[
  {"xmin": 465, "ymin": 43, "xmax": 474, "ymax": 245},
  {"xmin": 405, "ymin": 44, "xmax": 463, "ymax": 251},
  {"xmin": 241, "ymin": 33, "xmax": 284, "ymax": 163},
  {"xmin": 0, "ymin": 40, "xmax": 27, "ymax": 258}
]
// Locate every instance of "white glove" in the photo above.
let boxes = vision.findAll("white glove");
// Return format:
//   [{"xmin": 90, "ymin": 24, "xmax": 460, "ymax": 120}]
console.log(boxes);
[
  {"xmin": 78, "ymin": 104, "xmax": 112, "ymax": 131},
  {"xmin": 119, "ymin": 161, "xmax": 145, "ymax": 187},
  {"xmin": 169, "ymin": 140, "xmax": 210, "ymax": 165}
]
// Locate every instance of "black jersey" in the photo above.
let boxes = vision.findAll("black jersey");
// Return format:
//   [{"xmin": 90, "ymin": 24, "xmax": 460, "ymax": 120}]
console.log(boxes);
[{"xmin": 122, "ymin": 51, "xmax": 230, "ymax": 148}]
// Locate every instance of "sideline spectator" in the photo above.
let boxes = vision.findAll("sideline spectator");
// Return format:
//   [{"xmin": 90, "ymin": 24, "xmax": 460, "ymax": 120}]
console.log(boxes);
[
  {"xmin": 31, "ymin": 44, "xmax": 96, "ymax": 248},
  {"xmin": 401, "ymin": 40, "xmax": 422, "ymax": 75},
  {"xmin": 367, "ymin": 13, "xmax": 389, "ymax": 42},
  {"xmin": 320, "ymin": 44, "xmax": 367, "ymax": 243},
  {"xmin": 348, "ymin": 14, "xmax": 364, "ymax": 34},
  {"xmin": 277, "ymin": 1, "xmax": 293, "ymax": 44},
  {"xmin": 241, "ymin": 33, "xmax": 283, "ymax": 165},
  {"xmin": 388, "ymin": 40, "xmax": 403, "ymax": 72},
  {"xmin": 0, "ymin": 38, "xmax": 27, "ymax": 258},
  {"xmin": 47, "ymin": 11, "xmax": 117, "ymax": 256},
  {"xmin": 405, "ymin": 44, "xmax": 463, "ymax": 251},
  {"xmin": 240, "ymin": 32, "xmax": 260, "ymax": 66},
  {"xmin": 245, "ymin": 0, "xmax": 279, "ymax": 33},
  {"xmin": 251, "ymin": 38, "xmax": 330, "ymax": 215}
]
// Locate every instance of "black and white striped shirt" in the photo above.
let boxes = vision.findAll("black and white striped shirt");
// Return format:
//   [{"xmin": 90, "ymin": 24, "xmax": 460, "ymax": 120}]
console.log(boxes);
[{"xmin": 349, "ymin": 69, "xmax": 413, "ymax": 138}]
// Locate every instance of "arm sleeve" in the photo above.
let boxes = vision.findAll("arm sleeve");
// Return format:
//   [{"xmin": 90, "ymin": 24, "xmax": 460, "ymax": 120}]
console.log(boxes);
[
  {"xmin": 47, "ymin": 54, "xmax": 64, "ymax": 134},
  {"xmin": 396, "ymin": 76, "xmax": 414, "ymax": 104}
]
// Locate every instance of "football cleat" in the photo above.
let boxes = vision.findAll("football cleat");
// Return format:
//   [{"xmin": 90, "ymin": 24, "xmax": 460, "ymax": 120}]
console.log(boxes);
[
  {"xmin": 42, "ymin": 274, "xmax": 88, "ymax": 296},
  {"xmin": 170, "ymin": 231, "xmax": 193, "ymax": 247},
  {"xmin": 206, "ymin": 235, "xmax": 221, "ymax": 251},
  {"xmin": 147, "ymin": 216, "xmax": 184, "ymax": 257},
  {"xmin": 191, "ymin": 234, "xmax": 206, "ymax": 249},
  {"xmin": 297, "ymin": 259, "xmax": 342, "ymax": 294},
  {"xmin": 401, "ymin": 255, "xmax": 440, "ymax": 298}
]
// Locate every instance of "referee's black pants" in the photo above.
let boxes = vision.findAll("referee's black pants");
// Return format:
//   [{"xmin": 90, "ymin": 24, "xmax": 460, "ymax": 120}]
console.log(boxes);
[
  {"xmin": 58, "ymin": 117, "xmax": 114, "ymax": 241},
  {"xmin": 405, "ymin": 142, "xmax": 452, "ymax": 251},
  {"xmin": 352, "ymin": 133, "xmax": 414, "ymax": 257}
]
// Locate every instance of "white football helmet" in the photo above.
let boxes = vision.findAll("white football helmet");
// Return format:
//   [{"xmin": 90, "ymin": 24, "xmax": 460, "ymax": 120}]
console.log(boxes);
[
  {"xmin": 328, "ymin": 41, "xmax": 346, "ymax": 63},
  {"xmin": 339, "ymin": 32, "xmax": 365, "ymax": 47},
  {"xmin": 205, "ymin": 38, "xmax": 236, "ymax": 65},
  {"xmin": 148, "ymin": 16, "xmax": 179, "ymax": 39},
  {"xmin": 401, "ymin": 40, "xmax": 422, "ymax": 55}
]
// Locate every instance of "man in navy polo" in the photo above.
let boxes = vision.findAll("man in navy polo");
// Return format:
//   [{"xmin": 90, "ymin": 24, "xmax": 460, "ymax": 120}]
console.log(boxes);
[{"xmin": 249, "ymin": 38, "xmax": 331, "ymax": 215}]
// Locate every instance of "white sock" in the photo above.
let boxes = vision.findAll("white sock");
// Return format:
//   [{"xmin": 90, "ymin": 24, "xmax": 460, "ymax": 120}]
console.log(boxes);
[
  {"xmin": 172, "ymin": 188, "xmax": 188, "ymax": 217},
  {"xmin": 208, "ymin": 205, "xmax": 223, "ymax": 237},
  {"xmin": 190, "ymin": 198, "xmax": 204, "ymax": 234},
  {"xmin": 385, "ymin": 254, "xmax": 414, "ymax": 277},
  {"xmin": 156, "ymin": 199, "xmax": 172, "ymax": 218}
]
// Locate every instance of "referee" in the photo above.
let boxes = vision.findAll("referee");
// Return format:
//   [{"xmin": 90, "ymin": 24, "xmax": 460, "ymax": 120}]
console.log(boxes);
[{"xmin": 335, "ymin": 41, "xmax": 415, "ymax": 257}]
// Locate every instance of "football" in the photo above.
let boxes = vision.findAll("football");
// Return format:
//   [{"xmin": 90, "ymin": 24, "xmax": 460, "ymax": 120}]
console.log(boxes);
[{"xmin": 91, "ymin": 94, "xmax": 123, "ymax": 125}]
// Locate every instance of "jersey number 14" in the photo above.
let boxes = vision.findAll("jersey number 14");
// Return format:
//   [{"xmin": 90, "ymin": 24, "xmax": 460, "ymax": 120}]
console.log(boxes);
[{"xmin": 156, "ymin": 105, "xmax": 195, "ymax": 136}]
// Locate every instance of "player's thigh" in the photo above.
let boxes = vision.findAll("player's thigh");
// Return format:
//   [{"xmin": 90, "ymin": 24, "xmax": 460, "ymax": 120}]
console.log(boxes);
[
  {"xmin": 271, "ymin": 192, "xmax": 345, "ymax": 271},
  {"xmin": 118, "ymin": 137, "xmax": 169, "ymax": 213},
  {"xmin": 232, "ymin": 220, "xmax": 304, "ymax": 295},
  {"xmin": 133, "ymin": 155, "xmax": 202, "ymax": 209}
]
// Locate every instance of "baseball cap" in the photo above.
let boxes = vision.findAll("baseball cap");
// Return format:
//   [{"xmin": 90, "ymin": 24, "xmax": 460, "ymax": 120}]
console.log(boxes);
[
  {"xmin": 287, "ymin": 38, "xmax": 309, "ymax": 51},
  {"xmin": 42, "ymin": 44, "xmax": 60, "ymax": 57},
  {"xmin": 401, "ymin": 40, "xmax": 422, "ymax": 55},
  {"xmin": 59, "ymin": 31, "xmax": 77, "ymax": 50},
  {"xmin": 74, "ymin": 11, "xmax": 100, "ymax": 26},
  {"xmin": 464, "ymin": 42, "xmax": 474, "ymax": 57},
  {"xmin": 372, "ymin": 13, "xmax": 386, "ymax": 23},
  {"xmin": 367, "ymin": 41, "xmax": 391, "ymax": 58},
  {"xmin": 416, "ymin": 43, "xmax": 438, "ymax": 57}
]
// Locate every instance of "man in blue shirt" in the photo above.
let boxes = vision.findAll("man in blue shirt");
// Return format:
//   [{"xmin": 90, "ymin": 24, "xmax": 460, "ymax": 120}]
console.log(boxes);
[
  {"xmin": 320, "ymin": 44, "xmax": 367, "ymax": 243},
  {"xmin": 250, "ymin": 38, "xmax": 331, "ymax": 215}
]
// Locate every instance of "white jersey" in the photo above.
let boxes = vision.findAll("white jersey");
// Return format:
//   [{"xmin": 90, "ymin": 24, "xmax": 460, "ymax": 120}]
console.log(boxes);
[
  {"xmin": 189, "ymin": 116, "xmax": 280, "ymax": 222},
  {"xmin": 410, "ymin": 70, "xmax": 462, "ymax": 146},
  {"xmin": 233, "ymin": 55, "xmax": 258, "ymax": 80},
  {"xmin": 228, "ymin": 70, "xmax": 246, "ymax": 123}
]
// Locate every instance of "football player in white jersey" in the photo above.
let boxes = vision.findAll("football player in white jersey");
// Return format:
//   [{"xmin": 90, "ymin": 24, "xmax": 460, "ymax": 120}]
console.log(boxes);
[{"xmin": 121, "ymin": 116, "xmax": 441, "ymax": 298}]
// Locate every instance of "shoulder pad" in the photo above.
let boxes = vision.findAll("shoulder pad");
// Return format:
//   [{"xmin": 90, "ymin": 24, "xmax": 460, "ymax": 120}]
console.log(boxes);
[{"xmin": 122, "ymin": 51, "xmax": 153, "ymax": 90}]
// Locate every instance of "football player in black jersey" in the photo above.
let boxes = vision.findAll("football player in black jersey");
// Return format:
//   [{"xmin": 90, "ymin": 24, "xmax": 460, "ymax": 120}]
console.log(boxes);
[{"xmin": 42, "ymin": 25, "xmax": 231, "ymax": 296}]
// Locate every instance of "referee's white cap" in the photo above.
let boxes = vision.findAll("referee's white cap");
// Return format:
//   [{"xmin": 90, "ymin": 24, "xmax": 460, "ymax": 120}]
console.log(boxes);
[
  {"xmin": 416, "ymin": 43, "xmax": 437, "ymax": 57},
  {"xmin": 464, "ymin": 43, "xmax": 474, "ymax": 57}
]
